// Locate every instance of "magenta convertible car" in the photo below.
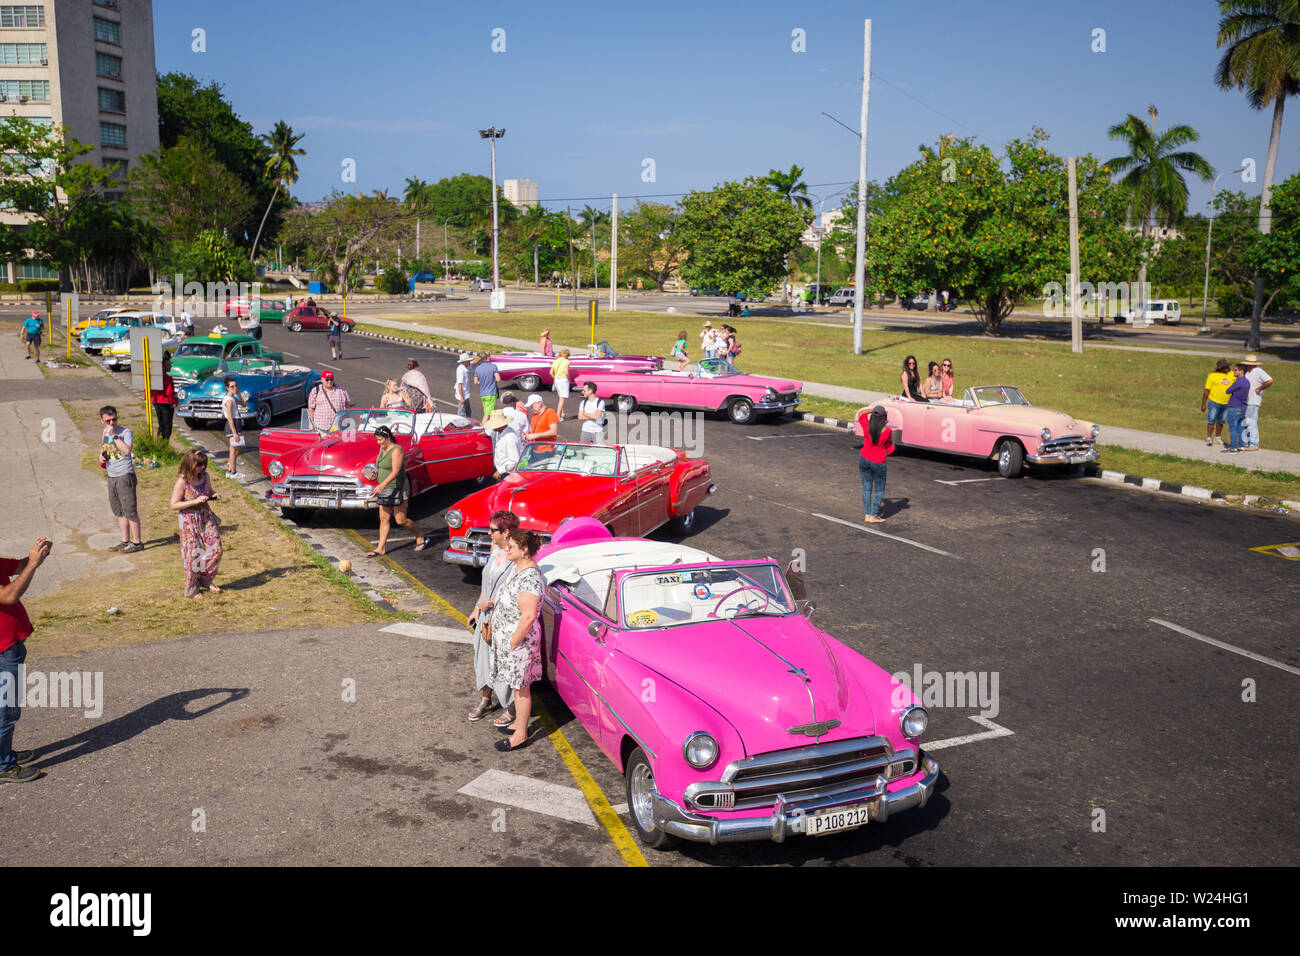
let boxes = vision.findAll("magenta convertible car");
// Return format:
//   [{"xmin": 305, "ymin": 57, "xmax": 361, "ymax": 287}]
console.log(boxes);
[
  {"xmin": 584, "ymin": 357, "xmax": 803, "ymax": 424},
  {"xmin": 537, "ymin": 518, "xmax": 940, "ymax": 848},
  {"xmin": 489, "ymin": 340, "xmax": 661, "ymax": 391},
  {"xmin": 858, "ymin": 385, "xmax": 1100, "ymax": 478}
]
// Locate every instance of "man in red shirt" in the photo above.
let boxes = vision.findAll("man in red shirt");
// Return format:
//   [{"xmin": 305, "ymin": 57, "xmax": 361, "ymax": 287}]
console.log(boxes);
[{"xmin": 1, "ymin": 536, "xmax": 52, "ymax": 782}]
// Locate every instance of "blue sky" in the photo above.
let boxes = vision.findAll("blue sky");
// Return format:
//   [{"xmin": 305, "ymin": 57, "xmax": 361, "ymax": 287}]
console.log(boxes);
[{"xmin": 154, "ymin": 0, "xmax": 1295, "ymax": 218}]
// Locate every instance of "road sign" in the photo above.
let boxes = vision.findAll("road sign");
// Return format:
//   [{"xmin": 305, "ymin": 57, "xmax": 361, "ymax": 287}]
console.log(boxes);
[{"xmin": 130, "ymin": 326, "xmax": 164, "ymax": 392}]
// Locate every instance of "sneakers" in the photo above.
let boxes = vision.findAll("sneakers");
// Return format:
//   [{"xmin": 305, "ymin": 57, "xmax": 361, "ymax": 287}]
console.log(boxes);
[
  {"xmin": 1205, "ymin": 437, "xmax": 1213, "ymax": 446},
  {"xmin": 0, "ymin": 763, "xmax": 39, "ymax": 783},
  {"xmin": 108, "ymin": 540, "xmax": 130, "ymax": 552},
  {"xmin": 121, "ymin": 541, "xmax": 144, "ymax": 553},
  {"xmin": 1213, "ymin": 436, "xmax": 1224, "ymax": 446},
  {"xmin": 1223, "ymin": 448, "xmax": 1239, "ymax": 454},
  {"xmin": 225, "ymin": 470, "xmax": 238, "ymax": 479},
  {"xmin": 13, "ymin": 750, "xmax": 35, "ymax": 764},
  {"xmin": 1242, "ymin": 446, "xmax": 1259, "ymax": 452}
]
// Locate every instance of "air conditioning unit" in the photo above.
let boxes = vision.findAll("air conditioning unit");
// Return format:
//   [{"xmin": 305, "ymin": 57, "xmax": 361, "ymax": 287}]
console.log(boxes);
[
  {"xmin": 39, "ymin": 57, "xmax": 48, "ymax": 66},
  {"xmin": 18, "ymin": 95, "xmax": 28, "ymax": 103}
]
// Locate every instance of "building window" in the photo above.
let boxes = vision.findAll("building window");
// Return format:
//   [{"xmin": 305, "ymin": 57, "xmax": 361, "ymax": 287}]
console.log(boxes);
[
  {"xmin": 103, "ymin": 156, "xmax": 127, "ymax": 180},
  {"xmin": 92, "ymin": 0, "xmax": 119, "ymax": 8},
  {"xmin": 0, "ymin": 79, "xmax": 49, "ymax": 102},
  {"xmin": 99, "ymin": 121, "xmax": 126, "ymax": 148},
  {"xmin": 0, "ymin": 42, "xmax": 46, "ymax": 65},
  {"xmin": 95, "ymin": 51, "xmax": 121, "ymax": 78},
  {"xmin": 18, "ymin": 260, "xmax": 58, "ymax": 281},
  {"xmin": 0, "ymin": 6, "xmax": 45, "ymax": 29},
  {"xmin": 97, "ymin": 87, "xmax": 125, "ymax": 113},
  {"xmin": 92, "ymin": 17, "xmax": 119, "ymax": 45}
]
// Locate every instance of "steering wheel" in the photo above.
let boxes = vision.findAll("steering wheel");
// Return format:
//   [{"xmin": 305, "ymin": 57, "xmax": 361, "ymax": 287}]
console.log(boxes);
[
  {"xmin": 385, "ymin": 417, "xmax": 414, "ymax": 436},
  {"xmin": 709, "ymin": 584, "xmax": 771, "ymax": 619}
]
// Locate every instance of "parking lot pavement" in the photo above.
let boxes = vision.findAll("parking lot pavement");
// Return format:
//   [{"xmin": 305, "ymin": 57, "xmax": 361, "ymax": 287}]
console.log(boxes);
[{"xmin": 3, "ymin": 624, "xmax": 629, "ymax": 867}]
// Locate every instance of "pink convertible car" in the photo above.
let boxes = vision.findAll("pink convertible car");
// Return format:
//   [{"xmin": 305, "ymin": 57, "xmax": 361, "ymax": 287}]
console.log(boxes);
[
  {"xmin": 859, "ymin": 385, "xmax": 1101, "ymax": 478},
  {"xmin": 537, "ymin": 518, "xmax": 940, "ymax": 848},
  {"xmin": 583, "ymin": 357, "xmax": 803, "ymax": 424},
  {"xmin": 489, "ymin": 340, "xmax": 661, "ymax": 391}
]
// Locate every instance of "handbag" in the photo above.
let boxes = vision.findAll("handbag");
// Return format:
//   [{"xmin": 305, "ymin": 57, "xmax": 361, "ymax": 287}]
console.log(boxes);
[{"xmin": 479, "ymin": 559, "xmax": 515, "ymax": 645}]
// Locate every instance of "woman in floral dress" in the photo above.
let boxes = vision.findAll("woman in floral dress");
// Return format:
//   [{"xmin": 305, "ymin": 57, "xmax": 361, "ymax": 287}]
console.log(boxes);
[
  {"xmin": 169, "ymin": 449, "xmax": 223, "ymax": 597},
  {"xmin": 490, "ymin": 527, "xmax": 544, "ymax": 752},
  {"xmin": 467, "ymin": 510, "xmax": 520, "ymax": 723}
]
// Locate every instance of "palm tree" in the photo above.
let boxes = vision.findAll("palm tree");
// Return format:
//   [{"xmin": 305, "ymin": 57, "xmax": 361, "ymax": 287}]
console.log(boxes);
[
  {"xmin": 577, "ymin": 204, "xmax": 610, "ymax": 288},
  {"xmin": 249, "ymin": 121, "xmax": 305, "ymax": 262},
  {"xmin": 762, "ymin": 164, "xmax": 813, "ymax": 210},
  {"xmin": 1216, "ymin": 0, "xmax": 1300, "ymax": 348},
  {"xmin": 403, "ymin": 177, "xmax": 430, "ymax": 211},
  {"xmin": 1104, "ymin": 106, "xmax": 1214, "ymax": 297}
]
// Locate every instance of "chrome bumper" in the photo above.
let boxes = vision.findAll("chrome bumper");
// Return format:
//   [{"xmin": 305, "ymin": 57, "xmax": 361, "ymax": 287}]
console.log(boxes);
[
  {"xmin": 1027, "ymin": 446, "xmax": 1099, "ymax": 466},
  {"xmin": 753, "ymin": 398, "xmax": 801, "ymax": 413},
  {"xmin": 653, "ymin": 752, "xmax": 939, "ymax": 844},
  {"xmin": 443, "ymin": 546, "xmax": 488, "ymax": 568}
]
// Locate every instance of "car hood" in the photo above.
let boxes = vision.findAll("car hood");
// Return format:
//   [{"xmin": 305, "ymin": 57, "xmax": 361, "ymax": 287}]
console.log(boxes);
[
  {"xmin": 288, "ymin": 434, "xmax": 383, "ymax": 472},
  {"xmin": 615, "ymin": 616, "xmax": 878, "ymax": 755},
  {"xmin": 977, "ymin": 404, "xmax": 1096, "ymax": 434},
  {"xmin": 472, "ymin": 471, "xmax": 619, "ymax": 529},
  {"xmin": 713, "ymin": 373, "xmax": 802, "ymax": 393}
]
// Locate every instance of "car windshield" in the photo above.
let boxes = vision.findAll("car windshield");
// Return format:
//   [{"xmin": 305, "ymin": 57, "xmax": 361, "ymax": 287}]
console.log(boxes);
[
  {"xmin": 517, "ymin": 442, "xmax": 619, "ymax": 476},
  {"xmin": 970, "ymin": 386, "xmax": 1029, "ymax": 407},
  {"xmin": 176, "ymin": 342, "xmax": 223, "ymax": 358},
  {"xmin": 694, "ymin": 357, "xmax": 739, "ymax": 378},
  {"xmin": 329, "ymin": 409, "xmax": 417, "ymax": 436},
  {"xmin": 621, "ymin": 563, "xmax": 795, "ymax": 629}
]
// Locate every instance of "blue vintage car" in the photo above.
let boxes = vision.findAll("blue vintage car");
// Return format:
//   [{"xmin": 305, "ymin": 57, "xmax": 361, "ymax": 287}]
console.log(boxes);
[
  {"xmin": 177, "ymin": 360, "xmax": 323, "ymax": 429},
  {"xmin": 80, "ymin": 312, "xmax": 177, "ymax": 353}
]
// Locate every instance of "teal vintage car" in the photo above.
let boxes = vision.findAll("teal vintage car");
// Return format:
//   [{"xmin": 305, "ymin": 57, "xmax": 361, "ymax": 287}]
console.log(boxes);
[
  {"xmin": 171, "ymin": 333, "xmax": 284, "ymax": 385},
  {"xmin": 177, "ymin": 360, "xmax": 322, "ymax": 429},
  {"xmin": 80, "ymin": 312, "xmax": 177, "ymax": 353}
]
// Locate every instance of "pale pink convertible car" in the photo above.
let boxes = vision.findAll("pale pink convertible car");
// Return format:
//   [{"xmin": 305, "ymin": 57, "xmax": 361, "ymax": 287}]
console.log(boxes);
[
  {"xmin": 537, "ymin": 518, "xmax": 940, "ymax": 848},
  {"xmin": 583, "ymin": 357, "xmax": 803, "ymax": 424},
  {"xmin": 489, "ymin": 340, "xmax": 662, "ymax": 391},
  {"xmin": 860, "ymin": 385, "xmax": 1101, "ymax": 478}
]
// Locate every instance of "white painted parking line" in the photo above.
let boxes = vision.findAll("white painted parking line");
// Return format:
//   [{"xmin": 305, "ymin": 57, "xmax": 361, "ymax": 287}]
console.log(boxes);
[
  {"xmin": 282, "ymin": 351, "xmax": 301, "ymax": 358},
  {"xmin": 923, "ymin": 716, "xmax": 1015, "ymax": 751},
  {"xmin": 745, "ymin": 433, "xmax": 843, "ymax": 440},
  {"xmin": 934, "ymin": 478, "xmax": 995, "ymax": 486},
  {"xmin": 379, "ymin": 621, "xmax": 473, "ymax": 644},
  {"xmin": 812, "ymin": 512, "xmax": 958, "ymax": 558},
  {"xmin": 458, "ymin": 769, "xmax": 598, "ymax": 827},
  {"xmin": 1149, "ymin": 618, "xmax": 1300, "ymax": 677},
  {"xmin": 365, "ymin": 377, "xmax": 387, "ymax": 386},
  {"xmin": 321, "ymin": 363, "xmax": 342, "ymax": 371}
]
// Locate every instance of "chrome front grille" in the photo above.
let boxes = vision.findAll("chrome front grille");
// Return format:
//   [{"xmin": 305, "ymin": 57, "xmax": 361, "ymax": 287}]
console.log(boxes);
[
  {"xmin": 460, "ymin": 527, "xmax": 494, "ymax": 560},
  {"xmin": 1038, "ymin": 436, "xmax": 1094, "ymax": 457},
  {"xmin": 185, "ymin": 399, "xmax": 225, "ymax": 413},
  {"xmin": 721, "ymin": 737, "xmax": 894, "ymax": 811},
  {"xmin": 285, "ymin": 475, "xmax": 361, "ymax": 494}
]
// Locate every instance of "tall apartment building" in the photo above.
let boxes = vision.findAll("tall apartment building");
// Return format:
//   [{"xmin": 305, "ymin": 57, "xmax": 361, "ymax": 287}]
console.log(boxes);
[
  {"xmin": 2, "ymin": 0, "xmax": 159, "ymax": 282},
  {"xmin": 504, "ymin": 177, "xmax": 538, "ymax": 210}
]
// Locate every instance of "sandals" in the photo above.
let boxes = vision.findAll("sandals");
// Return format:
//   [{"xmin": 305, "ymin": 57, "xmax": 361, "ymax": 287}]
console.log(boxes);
[
  {"xmin": 468, "ymin": 698, "xmax": 495, "ymax": 722},
  {"xmin": 366, "ymin": 550, "xmax": 384, "ymax": 557},
  {"xmin": 491, "ymin": 713, "xmax": 515, "ymax": 729},
  {"xmin": 413, "ymin": 539, "xmax": 429, "ymax": 552}
]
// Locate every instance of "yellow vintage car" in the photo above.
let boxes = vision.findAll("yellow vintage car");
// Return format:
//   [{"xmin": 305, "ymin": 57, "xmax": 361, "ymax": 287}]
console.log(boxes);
[{"xmin": 72, "ymin": 307, "xmax": 134, "ymax": 337}]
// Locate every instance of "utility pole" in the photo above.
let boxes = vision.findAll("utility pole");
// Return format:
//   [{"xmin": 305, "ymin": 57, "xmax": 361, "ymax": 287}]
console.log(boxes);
[
  {"xmin": 591, "ymin": 218, "xmax": 598, "ymax": 295},
  {"xmin": 566, "ymin": 206, "xmax": 578, "ymax": 311},
  {"xmin": 1067, "ymin": 157, "xmax": 1082, "ymax": 353},
  {"xmin": 851, "ymin": 19, "xmax": 872, "ymax": 355},
  {"xmin": 416, "ymin": 218, "xmax": 421, "ymax": 259},
  {"xmin": 610, "ymin": 193, "xmax": 619, "ymax": 311},
  {"xmin": 479, "ymin": 126, "xmax": 506, "ymax": 310}
]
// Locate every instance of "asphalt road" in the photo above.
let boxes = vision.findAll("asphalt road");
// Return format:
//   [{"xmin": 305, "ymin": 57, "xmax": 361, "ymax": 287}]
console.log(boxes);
[{"xmin": 10, "ymin": 316, "xmax": 1297, "ymax": 867}]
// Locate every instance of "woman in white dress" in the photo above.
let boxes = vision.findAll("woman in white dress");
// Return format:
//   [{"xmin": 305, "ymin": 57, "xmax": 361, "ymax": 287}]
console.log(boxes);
[
  {"xmin": 577, "ymin": 381, "xmax": 606, "ymax": 443},
  {"xmin": 489, "ymin": 527, "xmax": 544, "ymax": 752},
  {"xmin": 466, "ymin": 510, "xmax": 519, "ymax": 722}
]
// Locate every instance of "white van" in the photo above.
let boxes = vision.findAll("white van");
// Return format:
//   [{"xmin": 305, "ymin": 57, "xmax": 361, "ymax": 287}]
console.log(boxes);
[{"xmin": 1116, "ymin": 299, "xmax": 1182, "ymax": 325}]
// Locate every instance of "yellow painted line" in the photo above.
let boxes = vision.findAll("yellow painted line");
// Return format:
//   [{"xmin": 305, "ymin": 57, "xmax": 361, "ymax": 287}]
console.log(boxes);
[
  {"xmin": 1249, "ymin": 541, "xmax": 1300, "ymax": 561},
  {"xmin": 344, "ymin": 528, "xmax": 649, "ymax": 866}
]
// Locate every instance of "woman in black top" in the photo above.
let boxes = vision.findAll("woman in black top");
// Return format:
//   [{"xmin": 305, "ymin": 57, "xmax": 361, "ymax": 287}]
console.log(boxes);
[{"xmin": 899, "ymin": 355, "xmax": 925, "ymax": 401}]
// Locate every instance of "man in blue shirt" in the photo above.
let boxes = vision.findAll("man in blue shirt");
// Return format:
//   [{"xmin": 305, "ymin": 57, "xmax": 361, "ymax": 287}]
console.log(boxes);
[
  {"xmin": 473, "ymin": 352, "xmax": 502, "ymax": 417},
  {"xmin": 20, "ymin": 311, "xmax": 43, "ymax": 362},
  {"xmin": 327, "ymin": 311, "xmax": 344, "ymax": 361}
]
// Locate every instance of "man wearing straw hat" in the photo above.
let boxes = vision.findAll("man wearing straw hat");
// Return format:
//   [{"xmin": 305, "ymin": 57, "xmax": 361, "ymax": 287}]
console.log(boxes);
[
  {"xmin": 1240, "ymin": 353, "xmax": 1274, "ymax": 452},
  {"xmin": 485, "ymin": 410, "xmax": 522, "ymax": 480}
]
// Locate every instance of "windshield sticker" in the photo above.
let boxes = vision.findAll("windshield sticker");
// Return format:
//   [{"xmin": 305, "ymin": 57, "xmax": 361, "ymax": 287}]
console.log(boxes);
[
  {"xmin": 692, "ymin": 584, "xmax": 712, "ymax": 599},
  {"xmin": 654, "ymin": 574, "xmax": 682, "ymax": 586},
  {"xmin": 628, "ymin": 609, "xmax": 658, "ymax": 626}
]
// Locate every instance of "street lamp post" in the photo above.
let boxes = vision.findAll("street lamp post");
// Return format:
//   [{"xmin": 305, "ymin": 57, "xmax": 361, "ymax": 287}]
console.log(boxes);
[
  {"xmin": 443, "ymin": 218, "xmax": 451, "ymax": 294},
  {"xmin": 1202, "ymin": 167, "xmax": 1246, "ymax": 329},
  {"xmin": 808, "ymin": 187, "xmax": 850, "ymax": 311},
  {"xmin": 479, "ymin": 126, "xmax": 506, "ymax": 309}
]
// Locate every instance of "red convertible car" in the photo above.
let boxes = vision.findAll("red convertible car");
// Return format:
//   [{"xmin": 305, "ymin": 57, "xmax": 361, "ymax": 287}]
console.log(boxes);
[
  {"xmin": 260, "ymin": 408, "xmax": 493, "ymax": 516},
  {"xmin": 443, "ymin": 441, "xmax": 715, "ymax": 567},
  {"xmin": 284, "ymin": 303, "xmax": 354, "ymax": 333},
  {"xmin": 489, "ymin": 340, "xmax": 662, "ymax": 391}
]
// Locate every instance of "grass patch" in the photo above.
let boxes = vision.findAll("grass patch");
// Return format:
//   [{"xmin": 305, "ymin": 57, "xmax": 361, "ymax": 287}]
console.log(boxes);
[
  {"xmin": 354, "ymin": 322, "xmax": 501, "ymax": 355},
  {"xmin": 377, "ymin": 309, "xmax": 1300, "ymax": 456},
  {"xmin": 28, "ymin": 399, "xmax": 405, "ymax": 658},
  {"xmin": 1095, "ymin": 445, "xmax": 1300, "ymax": 501}
]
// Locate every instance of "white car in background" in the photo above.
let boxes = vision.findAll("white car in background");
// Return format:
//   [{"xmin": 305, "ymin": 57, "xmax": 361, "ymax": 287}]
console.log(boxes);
[{"xmin": 1115, "ymin": 299, "xmax": 1182, "ymax": 325}]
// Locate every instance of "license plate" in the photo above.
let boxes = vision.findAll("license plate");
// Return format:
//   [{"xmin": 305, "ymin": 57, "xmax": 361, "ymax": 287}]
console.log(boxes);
[
  {"xmin": 194, "ymin": 410, "xmax": 223, "ymax": 419},
  {"xmin": 1067, "ymin": 454, "xmax": 1089, "ymax": 464},
  {"xmin": 803, "ymin": 802, "xmax": 873, "ymax": 837},
  {"xmin": 293, "ymin": 496, "xmax": 334, "ymax": 508}
]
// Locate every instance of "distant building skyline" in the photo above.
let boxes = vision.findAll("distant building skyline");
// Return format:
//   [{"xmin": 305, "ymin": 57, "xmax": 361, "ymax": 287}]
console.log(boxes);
[{"xmin": 504, "ymin": 177, "xmax": 538, "ymax": 210}]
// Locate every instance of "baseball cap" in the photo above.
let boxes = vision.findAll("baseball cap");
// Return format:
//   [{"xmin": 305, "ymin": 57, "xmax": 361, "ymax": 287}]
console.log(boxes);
[
  {"xmin": 321, "ymin": 370, "xmax": 334, "ymax": 380},
  {"xmin": 31, "ymin": 310, "xmax": 40, "ymax": 318},
  {"xmin": 525, "ymin": 393, "xmax": 543, "ymax": 406}
]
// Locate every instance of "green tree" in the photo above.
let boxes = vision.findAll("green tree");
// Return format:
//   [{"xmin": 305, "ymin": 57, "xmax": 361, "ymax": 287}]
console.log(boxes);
[
  {"xmin": 618, "ymin": 202, "xmax": 686, "ymax": 290},
  {"xmin": 1215, "ymin": 0, "xmax": 1300, "ymax": 347},
  {"xmin": 761, "ymin": 164, "xmax": 813, "ymax": 210},
  {"xmin": 0, "ymin": 117, "xmax": 119, "ymax": 292},
  {"xmin": 865, "ymin": 130, "xmax": 1143, "ymax": 333},
  {"xmin": 250, "ymin": 120, "xmax": 305, "ymax": 262},
  {"xmin": 1246, "ymin": 171, "xmax": 1300, "ymax": 309},
  {"xmin": 126, "ymin": 135, "xmax": 256, "ymax": 246},
  {"xmin": 1103, "ymin": 105, "xmax": 1215, "ymax": 293},
  {"xmin": 676, "ymin": 178, "xmax": 808, "ymax": 295},
  {"xmin": 279, "ymin": 192, "xmax": 408, "ymax": 294}
]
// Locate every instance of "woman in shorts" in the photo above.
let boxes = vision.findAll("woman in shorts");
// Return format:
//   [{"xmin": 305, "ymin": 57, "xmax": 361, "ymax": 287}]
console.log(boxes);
[
  {"xmin": 368, "ymin": 425, "xmax": 429, "ymax": 556},
  {"xmin": 220, "ymin": 378, "xmax": 248, "ymax": 478},
  {"xmin": 550, "ymin": 348, "xmax": 572, "ymax": 421}
]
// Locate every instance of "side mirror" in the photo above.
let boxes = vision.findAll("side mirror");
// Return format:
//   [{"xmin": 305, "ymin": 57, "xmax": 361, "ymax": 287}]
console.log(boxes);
[{"xmin": 588, "ymin": 620, "xmax": 607, "ymax": 644}]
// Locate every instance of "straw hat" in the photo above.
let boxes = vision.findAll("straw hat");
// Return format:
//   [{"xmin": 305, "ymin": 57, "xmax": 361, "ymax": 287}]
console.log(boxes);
[
  {"xmin": 482, "ymin": 410, "xmax": 510, "ymax": 430},
  {"xmin": 1242, "ymin": 353, "xmax": 1261, "ymax": 365}
]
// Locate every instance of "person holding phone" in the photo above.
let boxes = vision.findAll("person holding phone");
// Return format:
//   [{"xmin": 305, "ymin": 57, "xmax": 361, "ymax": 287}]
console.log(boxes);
[
  {"xmin": 1, "ymin": 536, "xmax": 52, "ymax": 783},
  {"xmin": 170, "ymin": 449, "xmax": 224, "ymax": 597}
]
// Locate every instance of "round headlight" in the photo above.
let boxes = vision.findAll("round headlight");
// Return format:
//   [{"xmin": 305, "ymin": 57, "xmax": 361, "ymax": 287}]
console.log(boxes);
[
  {"xmin": 446, "ymin": 509, "xmax": 463, "ymax": 529},
  {"xmin": 240, "ymin": 390, "xmax": 251, "ymax": 402},
  {"xmin": 1040, "ymin": 427, "xmax": 1051, "ymax": 441},
  {"xmin": 900, "ymin": 706, "xmax": 929, "ymax": 739},
  {"xmin": 268, "ymin": 460, "xmax": 284, "ymax": 479},
  {"xmin": 763, "ymin": 388, "xmax": 776, "ymax": 400},
  {"xmin": 1091, "ymin": 424, "xmax": 1101, "ymax": 438},
  {"xmin": 176, "ymin": 388, "xmax": 188, "ymax": 401},
  {"xmin": 683, "ymin": 732, "xmax": 719, "ymax": 769},
  {"xmin": 362, "ymin": 463, "xmax": 378, "ymax": 481}
]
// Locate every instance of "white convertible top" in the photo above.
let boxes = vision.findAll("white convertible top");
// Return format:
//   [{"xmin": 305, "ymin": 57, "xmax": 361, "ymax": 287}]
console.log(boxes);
[{"xmin": 540, "ymin": 539, "xmax": 719, "ymax": 611}]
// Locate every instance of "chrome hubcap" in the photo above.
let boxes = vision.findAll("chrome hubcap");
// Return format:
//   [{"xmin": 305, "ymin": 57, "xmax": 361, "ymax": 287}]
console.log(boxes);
[
  {"xmin": 630, "ymin": 763, "xmax": 657, "ymax": 833},
  {"xmin": 734, "ymin": 403, "xmax": 751, "ymax": 422}
]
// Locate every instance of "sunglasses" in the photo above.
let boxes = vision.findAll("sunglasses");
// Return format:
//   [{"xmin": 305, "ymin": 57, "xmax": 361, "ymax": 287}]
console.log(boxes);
[
  {"xmin": 942, "ymin": 364, "xmax": 952, "ymax": 369},
  {"xmin": 488, "ymin": 526, "xmax": 503, "ymax": 533}
]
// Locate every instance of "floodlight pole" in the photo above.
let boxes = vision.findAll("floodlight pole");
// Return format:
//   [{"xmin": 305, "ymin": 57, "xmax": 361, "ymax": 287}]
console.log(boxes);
[
  {"xmin": 479, "ymin": 126, "xmax": 505, "ymax": 298},
  {"xmin": 852, "ymin": 20, "xmax": 872, "ymax": 356},
  {"xmin": 1202, "ymin": 168, "xmax": 1245, "ymax": 329}
]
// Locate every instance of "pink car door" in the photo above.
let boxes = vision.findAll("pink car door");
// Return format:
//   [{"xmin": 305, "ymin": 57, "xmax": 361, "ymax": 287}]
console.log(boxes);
[{"xmin": 546, "ymin": 589, "xmax": 609, "ymax": 738}]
